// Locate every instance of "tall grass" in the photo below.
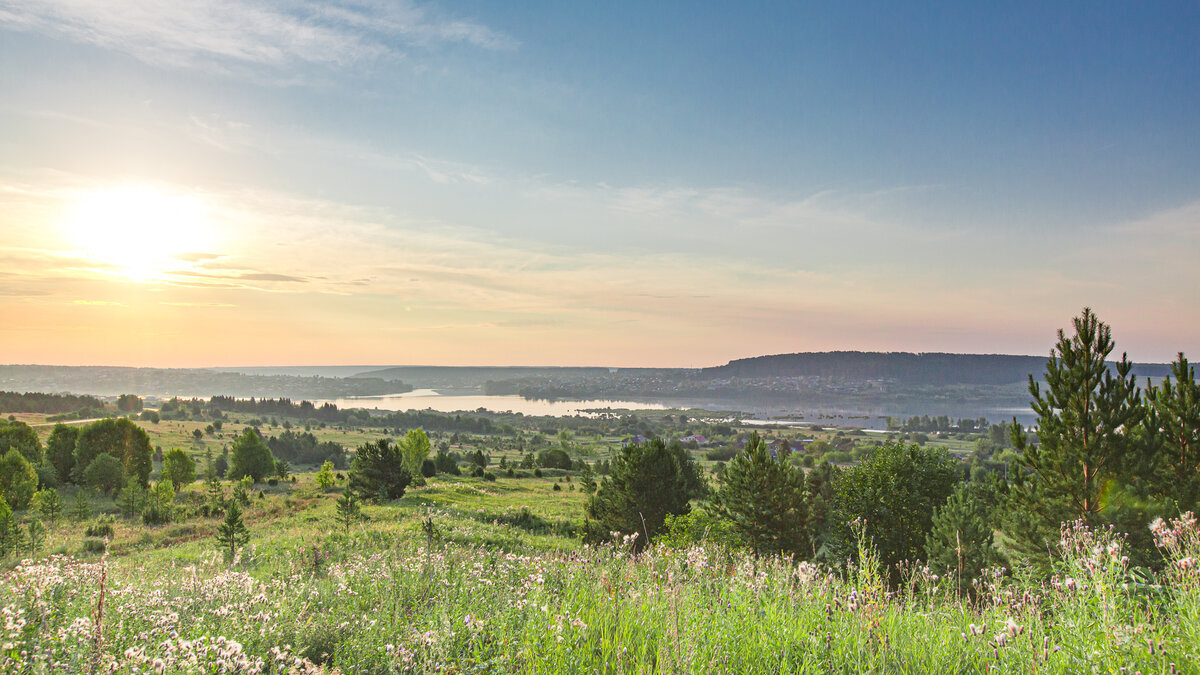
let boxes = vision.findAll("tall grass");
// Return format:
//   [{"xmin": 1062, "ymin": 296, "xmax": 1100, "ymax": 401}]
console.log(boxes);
[{"xmin": 4, "ymin": 509, "xmax": 1200, "ymax": 673}]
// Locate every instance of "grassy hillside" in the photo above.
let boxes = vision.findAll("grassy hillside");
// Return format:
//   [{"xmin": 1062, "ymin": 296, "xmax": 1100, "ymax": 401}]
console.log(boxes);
[{"xmin": 4, "ymin": 469, "xmax": 1200, "ymax": 673}]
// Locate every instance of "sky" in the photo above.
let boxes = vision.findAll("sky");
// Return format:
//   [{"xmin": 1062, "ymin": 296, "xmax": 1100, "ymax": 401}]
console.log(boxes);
[{"xmin": 0, "ymin": 1, "xmax": 1197, "ymax": 367}]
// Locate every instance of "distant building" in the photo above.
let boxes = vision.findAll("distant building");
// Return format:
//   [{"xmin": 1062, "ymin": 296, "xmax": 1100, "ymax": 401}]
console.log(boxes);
[
  {"xmin": 680, "ymin": 434, "xmax": 709, "ymax": 446},
  {"xmin": 621, "ymin": 435, "xmax": 651, "ymax": 447}
]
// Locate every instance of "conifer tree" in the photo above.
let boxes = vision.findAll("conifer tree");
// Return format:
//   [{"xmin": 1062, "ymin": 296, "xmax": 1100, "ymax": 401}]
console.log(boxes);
[
  {"xmin": 228, "ymin": 429, "xmax": 276, "ymax": 483},
  {"xmin": 1006, "ymin": 308, "xmax": 1143, "ymax": 562},
  {"xmin": 335, "ymin": 491, "xmax": 362, "ymax": 533},
  {"xmin": 69, "ymin": 491, "xmax": 92, "ymax": 522},
  {"xmin": 348, "ymin": 439, "xmax": 411, "ymax": 501},
  {"xmin": 580, "ymin": 462, "xmax": 597, "ymax": 495},
  {"xmin": 926, "ymin": 482, "xmax": 1002, "ymax": 596},
  {"xmin": 710, "ymin": 432, "xmax": 810, "ymax": 557},
  {"xmin": 585, "ymin": 438, "xmax": 704, "ymax": 549},
  {"xmin": 1147, "ymin": 353, "xmax": 1200, "ymax": 508},
  {"xmin": 216, "ymin": 500, "xmax": 250, "ymax": 560}
]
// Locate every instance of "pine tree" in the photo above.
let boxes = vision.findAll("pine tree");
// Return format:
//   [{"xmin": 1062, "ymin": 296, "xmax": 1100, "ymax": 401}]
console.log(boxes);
[
  {"xmin": 585, "ymin": 438, "xmax": 704, "ymax": 549},
  {"xmin": 1006, "ymin": 308, "xmax": 1144, "ymax": 562},
  {"xmin": 335, "ymin": 491, "xmax": 362, "ymax": 533},
  {"xmin": 710, "ymin": 432, "xmax": 810, "ymax": 557},
  {"xmin": 348, "ymin": 439, "xmax": 411, "ymax": 501},
  {"xmin": 216, "ymin": 500, "xmax": 250, "ymax": 560},
  {"xmin": 69, "ymin": 491, "xmax": 92, "ymax": 522},
  {"xmin": 925, "ymin": 481, "xmax": 1002, "ymax": 597},
  {"xmin": 228, "ymin": 429, "xmax": 276, "ymax": 483},
  {"xmin": 117, "ymin": 483, "xmax": 146, "ymax": 520},
  {"xmin": 33, "ymin": 489, "xmax": 63, "ymax": 523},
  {"xmin": 580, "ymin": 462, "xmax": 597, "ymax": 495},
  {"xmin": 1147, "ymin": 353, "xmax": 1200, "ymax": 508}
]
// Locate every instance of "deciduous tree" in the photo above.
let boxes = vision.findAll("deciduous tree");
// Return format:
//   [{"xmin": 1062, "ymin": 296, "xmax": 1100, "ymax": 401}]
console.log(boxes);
[
  {"xmin": 0, "ymin": 449, "xmax": 38, "ymax": 509},
  {"xmin": 162, "ymin": 448, "xmax": 197, "ymax": 489}
]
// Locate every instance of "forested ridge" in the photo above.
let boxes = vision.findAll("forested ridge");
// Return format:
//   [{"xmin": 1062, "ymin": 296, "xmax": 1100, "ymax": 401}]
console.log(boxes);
[{"xmin": 703, "ymin": 350, "xmax": 1172, "ymax": 385}]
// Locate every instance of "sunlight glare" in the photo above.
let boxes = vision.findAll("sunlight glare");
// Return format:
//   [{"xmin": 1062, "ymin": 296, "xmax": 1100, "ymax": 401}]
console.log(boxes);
[{"xmin": 62, "ymin": 185, "xmax": 216, "ymax": 281}]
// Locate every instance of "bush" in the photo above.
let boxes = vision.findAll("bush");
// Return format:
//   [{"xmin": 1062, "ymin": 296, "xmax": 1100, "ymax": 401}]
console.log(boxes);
[
  {"xmin": 85, "ymin": 516, "xmax": 116, "ymax": 538},
  {"xmin": 656, "ymin": 508, "xmax": 743, "ymax": 549},
  {"xmin": 484, "ymin": 471, "xmax": 497, "ymax": 482},
  {"xmin": 35, "ymin": 460, "xmax": 60, "ymax": 489},
  {"xmin": 537, "ymin": 448, "xmax": 572, "ymax": 470},
  {"xmin": 705, "ymin": 446, "xmax": 737, "ymax": 462},
  {"xmin": 141, "ymin": 501, "xmax": 172, "ymax": 525},
  {"xmin": 316, "ymin": 461, "xmax": 336, "ymax": 490},
  {"xmin": 81, "ymin": 538, "xmax": 107, "ymax": 554}
]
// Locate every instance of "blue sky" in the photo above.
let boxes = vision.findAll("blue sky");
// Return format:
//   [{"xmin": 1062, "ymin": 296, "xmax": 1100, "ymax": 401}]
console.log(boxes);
[{"xmin": 0, "ymin": 1, "xmax": 1197, "ymax": 366}]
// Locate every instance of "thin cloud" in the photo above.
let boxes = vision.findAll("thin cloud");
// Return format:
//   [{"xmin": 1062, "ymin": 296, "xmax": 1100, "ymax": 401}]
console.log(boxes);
[{"xmin": 0, "ymin": 0, "xmax": 514, "ymax": 74}]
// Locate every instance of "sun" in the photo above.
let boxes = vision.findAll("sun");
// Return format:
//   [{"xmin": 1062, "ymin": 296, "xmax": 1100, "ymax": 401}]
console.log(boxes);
[{"xmin": 62, "ymin": 185, "xmax": 216, "ymax": 282}]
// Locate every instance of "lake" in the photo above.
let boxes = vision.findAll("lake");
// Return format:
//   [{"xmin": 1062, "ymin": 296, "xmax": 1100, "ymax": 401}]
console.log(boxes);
[{"xmin": 317, "ymin": 389, "xmax": 668, "ymax": 416}]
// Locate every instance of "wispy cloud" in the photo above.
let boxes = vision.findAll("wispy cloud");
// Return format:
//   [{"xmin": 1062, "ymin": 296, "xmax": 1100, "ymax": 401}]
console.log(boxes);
[{"xmin": 0, "ymin": 0, "xmax": 515, "ymax": 74}]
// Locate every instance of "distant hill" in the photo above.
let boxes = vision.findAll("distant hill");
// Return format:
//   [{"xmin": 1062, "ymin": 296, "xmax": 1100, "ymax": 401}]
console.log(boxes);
[
  {"xmin": 0, "ymin": 365, "xmax": 409, "ymax": 399},
  {"xmin": 701, "ymin": 351, "xmax": 1172, "ymax": 386}
]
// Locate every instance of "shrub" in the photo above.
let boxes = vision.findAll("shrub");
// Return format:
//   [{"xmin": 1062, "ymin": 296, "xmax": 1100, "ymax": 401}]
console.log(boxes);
[
  {"xmin": 537, "ymin": 448, "xmax": 572, "ymax": 470},
  {"xmin": 85, "ymin": 516, "xmax": 116, "ymax": 538},
  {"xmin": 81, "ymin": 538, "xmax": 106, "ymax": 554},
  {"xmin": 316, "ymin": 461, "xmax": 336, "ymax": 490},
  {"xmin": 705, "ymin": 446, "xmax": 737, "ymax": 462}
]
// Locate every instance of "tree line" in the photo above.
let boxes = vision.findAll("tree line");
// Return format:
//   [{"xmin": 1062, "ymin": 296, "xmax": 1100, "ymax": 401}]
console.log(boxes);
[
  {"xmin": 0, "ymin": 391, "xmax": 104, "ymax": 414},
  {"xmin": 586, "ymin": 309, "xmax": 1198, "ymax": 584}
]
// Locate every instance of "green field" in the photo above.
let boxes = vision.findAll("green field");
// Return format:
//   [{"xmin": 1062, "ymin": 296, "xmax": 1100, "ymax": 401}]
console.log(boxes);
[{"xmin": 4, "ymin": 469, "xmax": 1200, "ymax": 673}]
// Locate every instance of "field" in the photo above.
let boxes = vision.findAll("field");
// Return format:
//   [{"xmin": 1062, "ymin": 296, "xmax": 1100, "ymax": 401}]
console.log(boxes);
[{"xmin": 4, "ymin": 467, "xmax": 1200, "ymax": 673}]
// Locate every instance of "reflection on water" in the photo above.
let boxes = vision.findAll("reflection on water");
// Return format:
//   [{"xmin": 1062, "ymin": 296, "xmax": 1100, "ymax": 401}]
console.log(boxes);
[
  {"xmin": 318, "ymin": 388, "xmax": 1034, "ymax": 424},
  {"xmin": 317, "ymin": 390, "xmax": 667, "ymax": 416}
]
